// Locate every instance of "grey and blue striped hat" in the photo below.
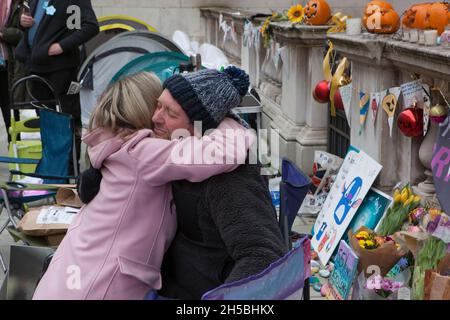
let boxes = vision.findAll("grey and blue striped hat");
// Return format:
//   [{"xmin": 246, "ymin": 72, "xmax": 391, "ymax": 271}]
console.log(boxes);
[{"xmin": 163, "ymin": 66, "xmax": 250, "ymax": 132}]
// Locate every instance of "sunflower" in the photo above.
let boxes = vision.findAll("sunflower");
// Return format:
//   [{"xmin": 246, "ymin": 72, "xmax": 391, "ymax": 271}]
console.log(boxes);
[
  {"xmin": 287, "ymin": 4, "xmax": 305, "ymax": 24},
  {"xmin": 260, "ymin": 18, "xmax": 269, "ymax": 34}
]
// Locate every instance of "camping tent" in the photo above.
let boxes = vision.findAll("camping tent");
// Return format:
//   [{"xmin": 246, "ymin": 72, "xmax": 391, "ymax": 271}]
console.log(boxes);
[
  {"xmin": 78, "ymin": 31, "xmax": 183, "ymax": 128},
  {"xmin": 82, "ymin": 15, "xmax": 157, "ymax": 59},
  {"xmin": 111, "ymin": 52, "xmax": 191, "ymax": 84}
]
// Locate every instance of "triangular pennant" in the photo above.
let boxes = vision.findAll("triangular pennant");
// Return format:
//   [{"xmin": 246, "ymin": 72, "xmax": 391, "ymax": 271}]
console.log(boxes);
[
  {"xmin": 381, "ymin": 87, "xmax": 401, "ymax": 137},
  {"xmin": 370, "ymin": 92, "xmax": 381, "ymax": 123},
  {"xmin": 340, "ymin": 83, "xmax": 353, "ymax": 126},
  {"xmin": 422, "ymin": 84, "xmax": 431, "ymax": 136},
  {"xmin": 359, "ymin": 91, "xmax": 370, "ymax": 135}
]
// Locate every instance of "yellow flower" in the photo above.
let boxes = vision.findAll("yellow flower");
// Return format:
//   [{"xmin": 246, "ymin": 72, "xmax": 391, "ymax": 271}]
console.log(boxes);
[
  {"xmin": 403, "ymin": 199, "xmax": 412, "ymax": 207},
  {"xmin": 413, "ymin": 195, "xmax": 421, "ymax": 203},
  {"xmin": 394, "ymin": 194, "xmax": 402, "ymax": 204},
  {"xmin": 365, "ymin": 240, "xmax": 375, "ymax": 247},
  {"xmin": 357, "ymin": 231, "xmax": 370, "ymax": 239},
  {"xmin": 260, "ymin": 18, "xmax": 271, "ymax": 35},
  {"xmin": 401, "ymin": 189, "xmax": 409, "ymax": 203},
  {"xmin": 429, "ymin": 209, "xmax": 442, "ymax": 217},
  {"xmin": 287, "ymin": 4, "xmax": 305, "ymax": 24}
]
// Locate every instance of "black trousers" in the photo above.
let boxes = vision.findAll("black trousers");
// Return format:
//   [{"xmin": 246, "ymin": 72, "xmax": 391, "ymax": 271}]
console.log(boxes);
[
  {"xmin": 30, "ymin": 68, "xmax": 81, "ymax": 175},
  {"xmin": 0, "ymin": 65, "xmax": 11, "ymax": 142}
]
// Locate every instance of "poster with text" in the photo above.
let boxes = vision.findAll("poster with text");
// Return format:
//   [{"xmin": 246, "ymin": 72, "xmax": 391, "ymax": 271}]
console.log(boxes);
[
  {"xmin": 328, "ymin": 240, "xmax": 359, "ymax": 300},
  {"xmin": 432, "ymin": 116, "xmax": 450, "ymax": 214},
  {"xmin": 312, "ymin": 147, "xmax": 383, "ymax": 265}
]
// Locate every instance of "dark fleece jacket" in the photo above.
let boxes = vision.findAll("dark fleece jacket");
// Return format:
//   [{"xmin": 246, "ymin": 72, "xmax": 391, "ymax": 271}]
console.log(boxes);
[{"xmin": 159, "ymin": 164, "xmax": 287, "ymax": 299}]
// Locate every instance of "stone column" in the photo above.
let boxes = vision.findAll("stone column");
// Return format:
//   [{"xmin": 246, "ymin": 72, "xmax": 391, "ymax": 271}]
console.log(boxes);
[{"xmin": 268, "ymin": 23, "xmax": 330, "ymax": 174}]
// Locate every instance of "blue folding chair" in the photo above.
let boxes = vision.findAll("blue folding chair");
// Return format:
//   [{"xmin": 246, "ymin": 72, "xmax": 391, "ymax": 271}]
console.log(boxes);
[
  {"xmin": 0, "ymin": 75, "xmax": 78, "ymax": 273},
  {"xmin": 279, "ymin": 158, "xmax": 311, "ymax": 249},
  {"xmin": 201, "ymin": 236, "xmax": 311, "ymax": 300}
]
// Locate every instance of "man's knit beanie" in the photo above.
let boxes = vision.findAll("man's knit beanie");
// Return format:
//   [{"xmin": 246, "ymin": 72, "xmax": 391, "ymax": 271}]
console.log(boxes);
[{"xmin": 163, "ymin": 66, "xmax": 250, "ymax": 132}]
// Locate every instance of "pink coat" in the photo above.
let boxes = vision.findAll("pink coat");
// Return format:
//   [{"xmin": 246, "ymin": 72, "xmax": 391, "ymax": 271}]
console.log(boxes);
[{"xmin": 33, "ymin": 118, "xmax": 253, "ymax": 300}]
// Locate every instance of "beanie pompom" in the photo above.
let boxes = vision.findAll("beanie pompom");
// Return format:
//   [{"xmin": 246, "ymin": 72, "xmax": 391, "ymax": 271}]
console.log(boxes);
[{"xmin": 224, "ymin": 66, "xmax": 250, "ymax": 97}]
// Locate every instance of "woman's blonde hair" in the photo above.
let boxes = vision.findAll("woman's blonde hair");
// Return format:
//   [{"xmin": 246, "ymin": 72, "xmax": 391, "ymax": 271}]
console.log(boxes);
[{"xmin": 88, "ymin": 72, "xmax": 163, "ymax": 137}]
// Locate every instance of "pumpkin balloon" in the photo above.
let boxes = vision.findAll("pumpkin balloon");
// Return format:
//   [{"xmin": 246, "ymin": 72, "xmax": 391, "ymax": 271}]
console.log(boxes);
[
  {"xmin": 313, "ymin": 80, "xmax": 331, "ymax": 104},
  {"xmin": 402, "ymin": 2, "xmax": 450, "ymax": 35},
  {"xmin": 304, "ymin": 0, "xmax": 332, "ymax": 25},
  {"xmin": 363, "ymin": 0, "xmax": 401, "ymax": 34},
  {"xmin": 397, "ymin": 107, "xmax": 424, "ymax": 137}
]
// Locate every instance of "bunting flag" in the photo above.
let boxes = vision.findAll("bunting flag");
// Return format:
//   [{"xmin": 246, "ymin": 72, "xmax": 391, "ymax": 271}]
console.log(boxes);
[
  {"xmin": 359, "ymin": 91, "xmax": 370, "ymax": 135},
  {"xmin": 370, "ymin": 92, "xmax": 381, "ymax": 123},
  {"xmin": 381, "ymin": 87, "xmax": 402, "ymax": 137},
  {"xmin": 339, "ymin": 83, "xmax": 353, "ymax": 126},
  {"xmin": 422, "ymin": 84, "xmax": 431, "ymax": 136}
]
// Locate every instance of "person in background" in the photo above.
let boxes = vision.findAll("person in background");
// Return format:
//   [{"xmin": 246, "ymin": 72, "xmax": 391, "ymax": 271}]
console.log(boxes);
[
  {"xmin": 0, "ymin": 0, "xmax": 25, "ymax": 141},
  {"xmin": 15, "ymin": 0, "xmax": 99, "ymax": 172}
]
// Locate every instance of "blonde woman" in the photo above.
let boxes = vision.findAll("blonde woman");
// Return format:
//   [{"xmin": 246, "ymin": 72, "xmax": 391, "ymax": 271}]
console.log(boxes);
[{"xmin": 33, "ymin": 68, "xmax": 254, "ymax": 300}]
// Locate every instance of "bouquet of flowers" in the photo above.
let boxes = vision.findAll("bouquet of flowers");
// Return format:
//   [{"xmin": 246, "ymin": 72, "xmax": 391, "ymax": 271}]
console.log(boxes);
[
  {"xmin": 365, "ymin": 275, "xmax": 404, "ymax": 299},
  {"xmin": 355, "ymin": 230, "xmax": 395, "ymax": 250},
  {"xmin": 377, "ymin": 185, "xmax": 422, "ymax": 236},
  {"xmin": 349, "ymin": 227, "xmax": 405, "ymax": 277}
]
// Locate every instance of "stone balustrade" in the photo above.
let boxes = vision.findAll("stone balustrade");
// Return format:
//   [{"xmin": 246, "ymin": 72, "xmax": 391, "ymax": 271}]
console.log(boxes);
[
  {"xmin": 199, "ymin": 6, "xmax": 450, "ymax": 190},
  {"xmin": 328, "ymin": 32, "xmax": 450, "ymax": 193}
]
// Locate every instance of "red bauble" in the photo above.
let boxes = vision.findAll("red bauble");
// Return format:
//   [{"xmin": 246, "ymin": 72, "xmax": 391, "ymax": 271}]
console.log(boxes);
[
  {"xmin": 313, "ymin": 80, "xmax": 330, "ymax": 104},
  {"xmin": 333, "ymin": 89, "xmax": 345, "ymax": 110},
  {"xmin": 397, "ymin": 107, "xmax": 423, "ymax": 137}
]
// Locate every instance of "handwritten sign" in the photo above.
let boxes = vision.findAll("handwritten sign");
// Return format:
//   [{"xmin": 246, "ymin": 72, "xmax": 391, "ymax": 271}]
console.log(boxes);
[
  {"xmin": 312, "ymin": 147, "xmax": 382, "ymax": 265},
  {"xmin": 401, "ymin": 80, "xmax": 424, "ymax": 109},
  {"xmin": 328, "ymin": 240, "xmax": 359, "ymax": 300},
  {"xmin": 340, "ymin": 83, "xmax": 353, "ymax": 126},
  {"xmin": 432, "ymin": 116, "xmax": 450, "ymax": 214}
]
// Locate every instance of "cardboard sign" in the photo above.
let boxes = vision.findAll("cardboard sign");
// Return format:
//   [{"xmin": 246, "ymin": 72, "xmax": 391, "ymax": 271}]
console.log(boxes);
[
  {"xmin": 432, "ymin": 116, "xmax": 450, "ymax": 214},
  {"xmin": 328, "ymin": 240, "xmax": 359, "ymax": 300},
  {"xmin": 312, "ymin": 147, "xmax": 382, "ymax": 265}
]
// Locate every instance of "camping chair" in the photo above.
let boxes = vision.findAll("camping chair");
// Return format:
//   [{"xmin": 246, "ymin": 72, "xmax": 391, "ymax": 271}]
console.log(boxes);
[
  {"xmin": 279, "ymin": 158, "xmax": 311, "ymax": 250},
  {"xmin": 146, "ymin": 236, "xmax": 311, "ymax": 301},
  {"xmin": 0, "ymin": 76, "xmax": 78, "ymax": 273},
  {"xmin": 0, "ymin": 245, "xmax": 55, "ymax": 300},
  {"xmin": 201, "ymin": 235, "xmax": 311, "ymax": 300}
]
